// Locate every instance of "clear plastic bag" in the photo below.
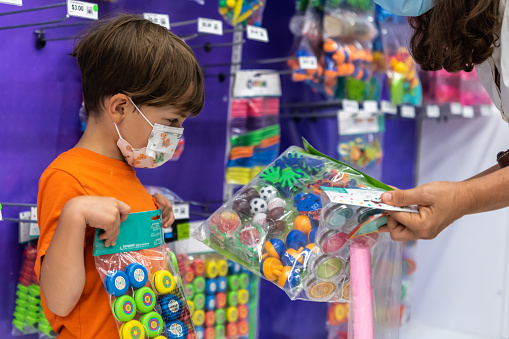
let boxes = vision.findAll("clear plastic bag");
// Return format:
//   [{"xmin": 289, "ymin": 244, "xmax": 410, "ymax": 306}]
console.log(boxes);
[{"xmin": 94, "ymin": 237, "xmax": 195, "ymax": 338}]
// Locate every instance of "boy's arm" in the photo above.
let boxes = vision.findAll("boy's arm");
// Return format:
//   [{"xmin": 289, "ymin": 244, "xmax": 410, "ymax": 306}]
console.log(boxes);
[
  {"xmin": 464, "ymin": 164, "xmax": 500, "ymax": 181},
  {"xmin": 40, "ymin": 200, "xmax": 87, "ymax": 317}
]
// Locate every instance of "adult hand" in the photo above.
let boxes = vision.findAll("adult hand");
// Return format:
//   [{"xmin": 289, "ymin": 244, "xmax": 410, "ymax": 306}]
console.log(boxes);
[
  {"xmin": 152, "ymin": 193, "xmax": 175, "ymax": 228},
  {"xmin": 378, "ymin": 181, "xmax": 472, "ymax": 241}
]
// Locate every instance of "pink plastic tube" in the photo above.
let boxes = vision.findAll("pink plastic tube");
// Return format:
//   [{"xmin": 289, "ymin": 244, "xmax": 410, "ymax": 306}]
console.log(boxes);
[{"xmin": 351, "ymin": 241, "xmax": 374, "ymax": 339}]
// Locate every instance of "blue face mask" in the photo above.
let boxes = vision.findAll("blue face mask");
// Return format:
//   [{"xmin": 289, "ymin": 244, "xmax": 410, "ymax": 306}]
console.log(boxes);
[{"xmin": 373, "ymin": 0, "xmax": 435, "ymax": 17}]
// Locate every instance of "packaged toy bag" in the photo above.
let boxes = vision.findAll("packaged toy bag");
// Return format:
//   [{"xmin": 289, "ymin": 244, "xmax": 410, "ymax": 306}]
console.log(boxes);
[
  {"xmin": 94, "ymin": 209, "xmax": 196, "ymax": 339},
  {"xmin": 218, "ymin": 0, "xmax": 266, "ymax": 26},
  {"xmin": 193, "ymin": 140, "xmax": 412, "ymax": 337}
]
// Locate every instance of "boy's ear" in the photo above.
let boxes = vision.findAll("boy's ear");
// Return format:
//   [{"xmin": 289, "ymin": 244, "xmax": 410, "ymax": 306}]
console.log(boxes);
[{"xmin": 107, "ymin": 94, "xmax": 129, "ymax": 124}]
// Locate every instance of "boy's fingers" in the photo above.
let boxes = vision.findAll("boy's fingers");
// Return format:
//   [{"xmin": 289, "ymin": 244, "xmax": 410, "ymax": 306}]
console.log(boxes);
[
  {"xmin": 117, "ymin": 200, "xmax": 131, "ymax": 222},
  {"xmin": 388, "ymin": 211, "xmax": 421, "ymax": 232}
]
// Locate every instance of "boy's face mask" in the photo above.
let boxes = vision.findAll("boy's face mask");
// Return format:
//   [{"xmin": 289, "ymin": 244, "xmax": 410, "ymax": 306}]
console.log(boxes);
[
  {"xmin": 373, "ymin": 0, "xmax": 435, "ymax": 17},
  {"xmin": 115, "ymin": 97, "xmax": 183, "ymax": 169}
]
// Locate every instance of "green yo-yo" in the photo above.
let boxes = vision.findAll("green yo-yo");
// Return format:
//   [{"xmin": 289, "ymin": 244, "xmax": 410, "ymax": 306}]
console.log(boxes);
[{"xmin": 194, "ymin": 276, "xmax": 206, "ymax": 293}]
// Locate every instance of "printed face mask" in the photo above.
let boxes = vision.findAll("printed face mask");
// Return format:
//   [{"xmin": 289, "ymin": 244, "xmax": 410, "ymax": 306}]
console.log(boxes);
[
  {"xmin": 115, "ymin": 97, "xmax": 184, "ymax": 168},
  {"xmin": 373, "ymin": 0, "xmax": 434, "ymax": 17}
]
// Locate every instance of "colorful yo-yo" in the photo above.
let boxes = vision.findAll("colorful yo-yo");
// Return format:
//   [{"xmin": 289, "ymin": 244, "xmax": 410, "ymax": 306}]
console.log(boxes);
[
  {"xmin": 152, "ymin": 270, "xmax": 175, "ymax": 294},
  {"xmin": 194, "ymin": 326, "xmax": 204, "ymax": 339},
  {"xmin": 216, "ymin": 292, "xmax": 227, "ymax": 309},
  {"xmin": 192, "ymin": 309, "xmax": 205, "ymax": 327},
  {"xmin": 140, "ymin": 311, "xmax": 164, "ymax": 337},
  {"xmin": 206, "ymin": 295, "xmax": 216, "ymax": 310},
  {"xmin": 166, "ymin": 320, "xmax": 188, "ymax": 339},
  {"xmin": 227, "ymin": 275, "xmax": 239, "ymax": 291},
  {"xmin": 120, "ymin": 320, "xmax": 145, "ymax": 339},
  {"xmin": 227, "ymin": 291, "xmax": 238, "ymax": 307},
  {"xmin": 206, "ymin": 279, "xmax": 217, "ymax": 294},
  {"xmin": 134, "ymin": 287, "xmax": 156, "ymax": 313},
  {"xmin": 192, "ymin": 259, "xmax": 206, "ymax": 276},
  {"xmin": 104, "ymin": 270, "xmax": 129, "ymax": 296},
  {"xmin": 238, "ymin": 289, "xmax": 249, "ymax": 305},
  {"xmin": 217, "ymin": 259, "xmax": 229, "ymax": 276},
  {"xmin": 194, "ymin": 293, "xmax": 206, "ymax": 310},
  {"xmin": 194, "ymin": 276, "xmax": 206, "ymax": 294},
  {"xmin": 185, "ymin": 283, "xmax": 195, "ymax": 299},
  {"xmin": 206, "ymin": 261, "xmax": 218, "ymax": 279},
  {"xmin": 238, "ymin": 304, "xmax": 248, "ymax": 320},
  {"xmin": 238, "ymin": 273, "xmax": 249, "ymax": 289},
  {"xmin": 159, "ymin": 294, "xmax": 182, "ymax": 321},
  {"xmin": 217, "ymin": 277, "xmax": 227, "ymax": 292},
  {"xmin": 112, "ymin": 295, "xmax": 136, "ymax": 322},
  {"xmin": 205, "ymin": 310, "xmax": 216, "ymax": 327},
  {"xmin": 125, "ymin": 263, "xmax": 148, "ymax": 289},
  {"xmin": 215, "ymin": 308, "xmax": 226, "ymax": 324},
  {"xmin": 226, "ymin": 306, "xmax": 238, "ymax": 323},
  {"xmin": 228, "ymin": 260, "xmax": 241, "ymax": 274}
]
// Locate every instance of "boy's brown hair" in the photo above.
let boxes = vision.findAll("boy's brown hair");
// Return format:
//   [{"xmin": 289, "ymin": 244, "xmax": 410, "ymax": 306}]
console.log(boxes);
[{"xmin": 72, "ymin": 13, "xmax": 204, "ymax": 118}]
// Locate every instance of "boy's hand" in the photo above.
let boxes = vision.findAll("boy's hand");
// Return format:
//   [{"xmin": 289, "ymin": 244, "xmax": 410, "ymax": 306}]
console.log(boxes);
[
  {"xmin": 152, "ymin": 194, "xmax": 175, "ymax": 228},
  {"xmin": 66, "ymin": 196, "xmax": 131, "ymax": 247},
  {"xmin": 378, "ymin": 181, "xmax": 471, "ymax": 241}
]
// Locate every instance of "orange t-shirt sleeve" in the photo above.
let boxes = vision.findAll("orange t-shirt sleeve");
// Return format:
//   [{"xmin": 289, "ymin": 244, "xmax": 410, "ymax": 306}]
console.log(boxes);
[{"xmin": 35, "ymin": 169, "xmax": 88, "ymax": 280}]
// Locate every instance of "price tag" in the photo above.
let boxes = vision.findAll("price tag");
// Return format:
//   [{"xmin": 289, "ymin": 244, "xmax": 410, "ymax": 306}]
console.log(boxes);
[
  {"xmin": 67, "ymin": 0, "xmax": 98, "ymax": 20},
  {"xmin": 462, "ymin": 106, "xmax": 474, "ymax": 118},
  {"xmin": 143, "ymin": 13, "xmax": 170, "ymax": 30},
  {"xmin": 363, "ymin": 100, "xmax": 378, "ymax": 113},
  {"xmin": 342, "ymin": 100, "xmax": 359, "ymax": 113},
  {"xmin": 426, "ymin": 105, "xmax": 440, "ymax": 118},
  {"xmin": 450, "ymin": 102, "xmax": 462, "ymax": 115},
  {"xmin": 298, "ymin": 56, "xmax": 318, "ymax": 70},
  {"xmin": 246, "ymin": 25, "xmax": 269, "ymax": 43},
  {"xmin": 480, "ymin": 105, "xmax": 492, "ymax": 116},
  {"xmin": 29, "ymin": 206, "xmax": 39, "ymax": 237},
  {"xmin": 173, "ymin": 203, "xmax": 189, "ymax": 220},
  {"xmin": 197, "ymin": 18, "xmax": 223, "ymax": 35},
  {"xmin": 0, "ymin": 0, "xmax": 22, "ymax": 5},
  {"xmin": 381, "ymin": 100, "xmax": 397, "ymax": 114},
  {"xmin": 401, "ymin": 105, "xmax": 416, "ymax": 118}
]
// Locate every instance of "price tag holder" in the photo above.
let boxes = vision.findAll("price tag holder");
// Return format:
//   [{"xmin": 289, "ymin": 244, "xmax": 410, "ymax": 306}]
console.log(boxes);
[
  {"xmin": 173, "ymin": 203, "xmax": 190, "ymax": 220},
  {"xmin": 246, "ymin": 25, "xmax": 269, "ymax": 43},
  {"xmin": 450, "ymin": 103, "xmax": 462, "ymax": 115},
  {"xmin": 363, "ymin": 100, "xmax": 378, "ymax": 113},
  {"xmin": 342, "ymin": 99, "xmax": 359, "ymax": 113},
  {"xmin": 67, "ymin": 0, "xmax": 98, "ymax": 20},
  {"xmin": 381, "ymin": 101, "xmax": 397, "ymax": 115},
  {"xmin": 0, "ymin": 0, "xmax": 22, "ymax": 5},
  {"xmin": 197, "ymin": 18, "xmax": 223, "ymax": 35},
  {"xmin": 298, "ymin": 56, "xmax": 318, "ymax": 70},
  {"xmin": 143, "ymin": 13, "xmax": 170, "ymax": 30},
  {"xmin": 480, "ymin": 105, "xmax": 492, "ymax": 117},
  {"xmin": 401, "ymin": 105, "xmax": 416, "ymax": 118},
  {"xmin": 462, "ymin": 106, "xmax": 474, "ymax": 118},
  {"xmin": 426, "ymin": 105, "xmax": 440, "ymax": 118}
]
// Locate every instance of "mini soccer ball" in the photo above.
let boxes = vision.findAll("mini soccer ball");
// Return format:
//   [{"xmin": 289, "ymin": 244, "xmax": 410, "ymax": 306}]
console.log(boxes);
[
  {"xmin": 250, "ymin": 198, "xmax": 268, "ymax": 214},
  {"xmin": 259, "ymin": 186, "xmax": 278, "ymax": 202}
]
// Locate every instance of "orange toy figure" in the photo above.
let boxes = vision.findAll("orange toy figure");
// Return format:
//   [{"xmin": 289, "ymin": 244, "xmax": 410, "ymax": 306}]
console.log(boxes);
[{"xmin": 260, "ymin": 257, "xmax": 283, "ymax": 281}]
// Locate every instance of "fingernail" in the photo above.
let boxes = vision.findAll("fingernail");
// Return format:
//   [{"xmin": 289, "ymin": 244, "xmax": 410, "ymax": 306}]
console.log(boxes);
[
  {"xmin": 381, "ymin": 192, "xmax": 391, "ymax": 202},
  {"xmin": 112, "ymin": 242, "xmax": 116, "ymax": 246}
]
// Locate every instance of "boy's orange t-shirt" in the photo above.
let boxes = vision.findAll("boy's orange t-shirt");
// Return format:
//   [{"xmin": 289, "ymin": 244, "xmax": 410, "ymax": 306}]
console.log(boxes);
[{"xmin": 35, "ymin": 148, "xmax": 158, "ymax": 339}]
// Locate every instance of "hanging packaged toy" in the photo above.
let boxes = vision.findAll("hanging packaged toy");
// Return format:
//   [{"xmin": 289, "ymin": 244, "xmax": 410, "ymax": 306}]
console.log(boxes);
[
  {"xmin": 193, "ymin": 139, "xmax": 412, "ymax": 337},
  {"xmin": 94, "ymin": 210, "xmax": 195, "ymax": 339},
  {"xmin": 218, "ymin": 0, "xmax": 266, "ymax": 26},
  {"xmin": 460, "ymin": 71, "xmax": 492, "ymax": 106},
  {"xmin": 337, "ymin": 111, "xmax": 384, "ymax": 180},
  {"xmin": 378, "ymin": 10, "xmax": 422, "ymax": 106}
]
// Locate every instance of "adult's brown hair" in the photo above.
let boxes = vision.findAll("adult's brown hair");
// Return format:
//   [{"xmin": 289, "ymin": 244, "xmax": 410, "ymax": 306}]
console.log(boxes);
[
  {"xmin": 409, "ymin": 0, "xmax": 500, "ymax": 72},
  {"xmin": 72, "ymin": 13, "xmax": 204, "ymax": 118}
]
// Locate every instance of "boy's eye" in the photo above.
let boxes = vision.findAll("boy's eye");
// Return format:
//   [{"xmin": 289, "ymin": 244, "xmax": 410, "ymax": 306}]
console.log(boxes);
[{"xmin": 167, "ymin": 119, "xmax": 179, "ymax": 125}]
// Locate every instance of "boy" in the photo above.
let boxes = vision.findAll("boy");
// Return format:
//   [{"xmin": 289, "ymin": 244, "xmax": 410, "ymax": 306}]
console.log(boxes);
[{"xmin": 35, "ymin": 14, "xmax": 204, "ymax": 338}]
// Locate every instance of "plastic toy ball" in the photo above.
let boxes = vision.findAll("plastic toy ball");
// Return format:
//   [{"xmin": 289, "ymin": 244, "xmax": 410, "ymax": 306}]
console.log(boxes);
[
  {"xmin": 120, "ymin": 320, "xmax": 145, "ymax": 339},
  {"xmin": 166, "ymin": 320, "xmax": 188, "ymax": 339},
  {"xmin": 104, "ymin": 270, "xmax": 129, "ymax": 297},
  {"xmin": 285, "ymin": 229, "xmax": 308, "ymax": 250},
  {"xmin": 282, "ymin": 248, "xmax": 304, "ymax": 267},
  {"xmin": 125, "ymin": 263, "xmax": 148, "ymax": 289},
  {"xmin": 134, "ymin": 287, "xmax": 156, "ymax": 314},
  {"xmin": 308, "ymin": 228, "xmax": 317, "ymax": 243},
  {"xmin": 112, "ymin": 295, "xmax": 136, "ymax": 322},
  {"xmin": 263, "ymin": 239, "xmax": 285, "ymax": 259},
  {"xmin": 260, "ymin": 185, "xmax": 278, "ymax": 202},
  {"xmin": 159, "ymin": 294, "xmax": 182, "ymax": 321},
  {"xmin": 250, "ymin": 198, "xmax": 268, "ymax": 214},
  {"xmin": 293, "ymin": 215, "xmax": 312, "ymax": 235},
  {"xmin": 140, "ymin": 311, "xmax": 164, "ymax": 337},
  {"xmin": 152, "ymin": 270, "xmax": 175, "ymax": 294},
  {"xmin": 260, "ymin": 257, "xmax": 283, "ymax": 281},
  {"xmin": 277, "ymin": 266, "xmax": 301, "ymax": 289}
]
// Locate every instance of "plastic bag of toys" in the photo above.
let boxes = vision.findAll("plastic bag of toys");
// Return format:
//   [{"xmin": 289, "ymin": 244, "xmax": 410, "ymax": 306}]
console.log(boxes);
[
  {"xmin": 218, "ymin": 0, "xmax": 266, "ymax": 27},
  {"xmin": 12, "ymin": 243, "xmax": 57, "ymax": 338},
  {"xmin": 181, "ymin": 253, "xmax": 260, "ymax": 339},
  {"xmin": 94, "ymin": 209, "xmax": 196, "ymax": 339},
  {"xmin": 337, "ymin": 111, "xmax": 384, "ymax": 180},
  {"xmin": 193, "ymin": 140, "xmax": 412, "ymax": 307},
  {"xmin": 378, "ymin": 10, "xmax": 422, "ymax": 106}
]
